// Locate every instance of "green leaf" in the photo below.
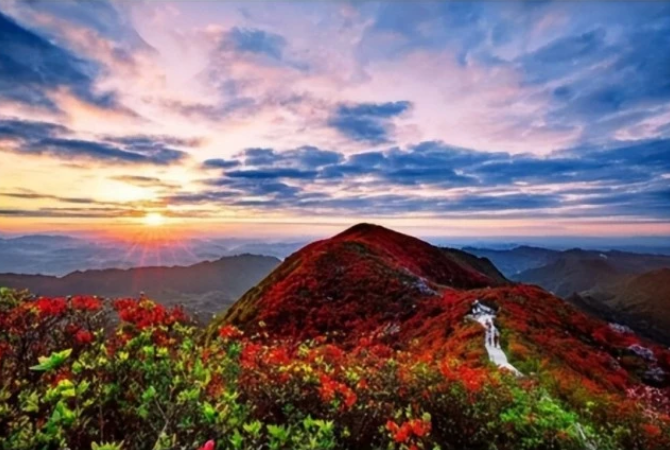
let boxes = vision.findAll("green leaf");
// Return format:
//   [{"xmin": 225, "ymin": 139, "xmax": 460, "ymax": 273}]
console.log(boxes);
[
  {"xmin": 202, "ymin": 402, "xmax": 216, "ymax": 423},
  {"xmin": 92, "ymin": 441, "xmax": 124, "ymax": 450},
  {"xmin": 77, "ymin": 380, "xmax": 91, "ymax": 396},
  {"xmin": 50, "ymin": 401, "xmax": 76, "ymax": 426},
  {"xmin": 30, "ymin": 349, "xmax": 72, "ymax": 372},
  {"xmin": 137, "ymin": 405, "xmax": 149, "ymax": 419},
  {"xmin": 72, "ymin": 361, "xmax": 84, "ymax": 374},
  {"xmin": 141, "ymin": 385, "xmax": 156, "ymax": 402},
  {"xmin": 267, "ymin": 424, "xmax": 289, "ymax": 443},
  {"xmin": 57, "ymin": 380, "xmax": 76, "ymax": 399},
  {"xmin": 20, "ymin": 391, "xmax": 40, "ymax": 413},
  {"xmin": 243, "ymin": 420, "xmax": 262, "ymax": 438},
  {"xmin": 229, "ymin": 429, "xmax": 244, "ymax": 449}
]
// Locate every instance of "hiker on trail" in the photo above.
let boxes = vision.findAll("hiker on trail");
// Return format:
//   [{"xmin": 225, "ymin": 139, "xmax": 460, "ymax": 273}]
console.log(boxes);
[{"xmin": 470, "ymin": 299, "xmax": 522, "ymax": 376}]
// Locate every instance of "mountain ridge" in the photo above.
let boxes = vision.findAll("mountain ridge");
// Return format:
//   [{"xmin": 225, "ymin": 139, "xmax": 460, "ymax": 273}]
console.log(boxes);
[
  {"xmin": 211, "ymin": 223, "xmax": 507, "ymax": 342},
  {"xmin": 0, "ymin": 254, "xmax": 280, "ymax": 319},
  {"xmin": 572, "ymin": 268, "xmax": 670, "ymax": 345}
]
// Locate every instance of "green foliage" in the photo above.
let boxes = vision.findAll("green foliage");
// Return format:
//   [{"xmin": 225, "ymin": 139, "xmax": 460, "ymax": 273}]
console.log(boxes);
[
  {"xmin": 500, "ymin": 387, "xmax": 583, "ymax": 449},
  {"xmin": 30, "ymin": 349, "xmax": 73, "ymax": 372},
  {"xmin": 91, "ymin": 442, "xmax": 124, "ymax": 450}
]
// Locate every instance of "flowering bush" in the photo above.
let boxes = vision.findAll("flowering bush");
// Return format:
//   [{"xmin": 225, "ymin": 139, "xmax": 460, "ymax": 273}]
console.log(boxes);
[{"xmin": 1, "ymin": 288, "xmax": 669, "ymax": 449}]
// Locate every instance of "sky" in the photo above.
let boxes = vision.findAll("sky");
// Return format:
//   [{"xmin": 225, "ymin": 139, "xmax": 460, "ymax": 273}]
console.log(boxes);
[{"xmin": 0, "ymin": 0, "xmax": 669, "ymax": 240}]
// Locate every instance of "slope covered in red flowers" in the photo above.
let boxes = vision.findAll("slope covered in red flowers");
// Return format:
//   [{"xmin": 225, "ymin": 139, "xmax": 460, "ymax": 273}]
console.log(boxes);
[
  {"xmin": 211, "ymin": 223, "xmax": 670, "ymax": 399},
  {"xmin": 212, "ymin": 223, "xmax": 506, "ymax": 341}
]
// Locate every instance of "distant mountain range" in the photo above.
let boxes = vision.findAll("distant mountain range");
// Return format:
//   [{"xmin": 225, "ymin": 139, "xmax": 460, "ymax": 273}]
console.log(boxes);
[
  {"xmin": 512, "ymin": 252, "xmax": 622, "ymax": 297},
  {"xmin": 464, "ymin": 245, "xmax": 670, "ymax": 281},
  {"xmin": 0, "ymin": 255, "xmax": 280, "ymax": 320},
  {"xmin": 465, "ymin": 246, "xmax": 670, "ymax": 295},
  {"xmin": 571, "ymin": 269, "xmax": 670, "ymax": 345},
  {"xmin": 0, "ymin": 234, "xmax": 302, "ymax": 276},
  {"xmin": 461, "ymin": 245, "xmax": 559, "ymax": 276}
]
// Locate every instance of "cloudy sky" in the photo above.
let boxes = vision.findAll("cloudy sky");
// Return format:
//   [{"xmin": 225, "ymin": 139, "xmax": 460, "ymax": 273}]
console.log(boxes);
[{"xmin": 0, "ymin": 1, "xmax": 669, "ymax": 239}]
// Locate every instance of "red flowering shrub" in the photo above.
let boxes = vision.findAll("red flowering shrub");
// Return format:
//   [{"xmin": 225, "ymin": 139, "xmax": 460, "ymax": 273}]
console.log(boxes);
[
  {"xmin": 0, "ymin": 289, "xmax": 106, "ymax": 382},
  {"xmin": 387, "ymin": 416, "xmax": 432, "ymax": 447},
  {"xmin": 74, "ymin": 329, "xmax": 94, "ymax": 345},
  {"xmin": 219, "ymin": 324, "xmax": 242, "ymax": 340},
  {"xmin": 71, "ymin": 295, "xmax": 103, "ymax": 312},
  {"xmin": 2, "ymin": 287, "xmax": 670, "ymax": 450},
  {"xmin": 34, "ymin": 297, "xmax": 68, "ymax": 317},
  {"xmin": 112, "ymin": 297, "xmax": 187, "ymax": 330}
]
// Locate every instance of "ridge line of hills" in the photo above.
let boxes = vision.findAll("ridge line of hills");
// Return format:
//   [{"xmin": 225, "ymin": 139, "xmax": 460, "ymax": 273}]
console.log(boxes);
[{"xmin": 0, "ymin": 254, "xmax": 281, "ymax": 319}]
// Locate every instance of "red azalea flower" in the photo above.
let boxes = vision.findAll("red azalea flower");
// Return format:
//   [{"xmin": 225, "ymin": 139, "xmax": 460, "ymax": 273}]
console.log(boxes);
[
  {"xmin": 74, "ymin": 329, "xmax": 94, "ymax": 345},
  {"xmin": 267, "ymin": 347, "xmax": 290, "ymax": 366},
  {"xmin": 410, "ymin": 419, "xmax": 431, "ymax": 437},
  {"xmin": 318, "ymin": 375, "xmax": 337, "ymax": 402},
  {"xmin": 642, "ymin": 423, "xmax": 661, "ymax": 437},
  {"xmin": 219, "ymin": 325, "xmax": 240, "ymax": 339},
  {"xmin": 199, "ymin": 440, "xmax": 215, "ymax": 450},
  {"xmin": 71, "ymin": 296, "xmax": 102, "ymax": 311},
  {"xmin": 35, "ymin": 297, "xmax": 67, "ymax": 317},
  {"xmin": 240, "ymin": 343, "xmax": 263, "ymax": 369},
  {"xmin": 386, "ymin": 420, "xmax": 399, "ymax": 433},
  {"xmin": 343, "ymin": 390, "xmax": 357, "ymax": 408},
  {"xmin": 394, "ymin": 423, "xmax": 411, "ymax": 443}
]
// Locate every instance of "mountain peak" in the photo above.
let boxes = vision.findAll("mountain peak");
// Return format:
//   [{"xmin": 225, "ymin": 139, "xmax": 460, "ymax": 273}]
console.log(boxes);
[
  {"xmin": 335, "ymin": 222, "xmax": 389, "ymax": 239},
  {"xmin": 210, "ymin": 224, "xmax": 506, "ymax": 342}
]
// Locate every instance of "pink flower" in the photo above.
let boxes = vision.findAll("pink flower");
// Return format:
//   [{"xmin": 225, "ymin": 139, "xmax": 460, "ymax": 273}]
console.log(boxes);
[{"xmin": 200, "ymin": 440, "xmax": 215, "ymax": 450}]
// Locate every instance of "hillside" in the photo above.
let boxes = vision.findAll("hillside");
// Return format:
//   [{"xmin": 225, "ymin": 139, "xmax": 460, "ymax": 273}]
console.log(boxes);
[
  {"xmin": 439, "ymin": 247, "xmax": 508, "ymax": 284},
  {"xmin": 0, "ymin": 254, "xmax": 279, "ymax": 319},
  {"xmin": 468, "ymin": 245, "xmax": 670, "ymax": 283},
  {"xmin": 573, "ymin": 268, "xmax": 670, "ymax": 344},
  {"xmin": 513, "ymin": 254, "xmax": 622, "ymax": 297},
  {"xmin": 211, "ymin": 224, "xmax": 670, "ymax": 393},
  {"xmin": 213, "ymin": 223, "xmax": 507, "ymax": 340},
  {"xmin": 463, "ymin": 245, "xmax": 559, "ymax": 275}
]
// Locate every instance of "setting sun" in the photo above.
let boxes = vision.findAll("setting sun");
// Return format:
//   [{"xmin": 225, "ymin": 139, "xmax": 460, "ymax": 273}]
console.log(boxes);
[{"xmin": 143, "ymin": 212, "xmax": 166, "ymax": 227}]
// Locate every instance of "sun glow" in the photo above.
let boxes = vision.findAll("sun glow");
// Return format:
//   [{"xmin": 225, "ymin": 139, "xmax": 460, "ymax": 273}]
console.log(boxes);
[{"xmin": 143, "ymin": 212, "xmax": 166, "ymax": 227}]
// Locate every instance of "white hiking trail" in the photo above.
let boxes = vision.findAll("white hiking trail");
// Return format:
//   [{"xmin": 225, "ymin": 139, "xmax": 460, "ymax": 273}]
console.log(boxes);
[{"xmin": 470, "ymin": 300, "xmax": 522, "ymax": 376}]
